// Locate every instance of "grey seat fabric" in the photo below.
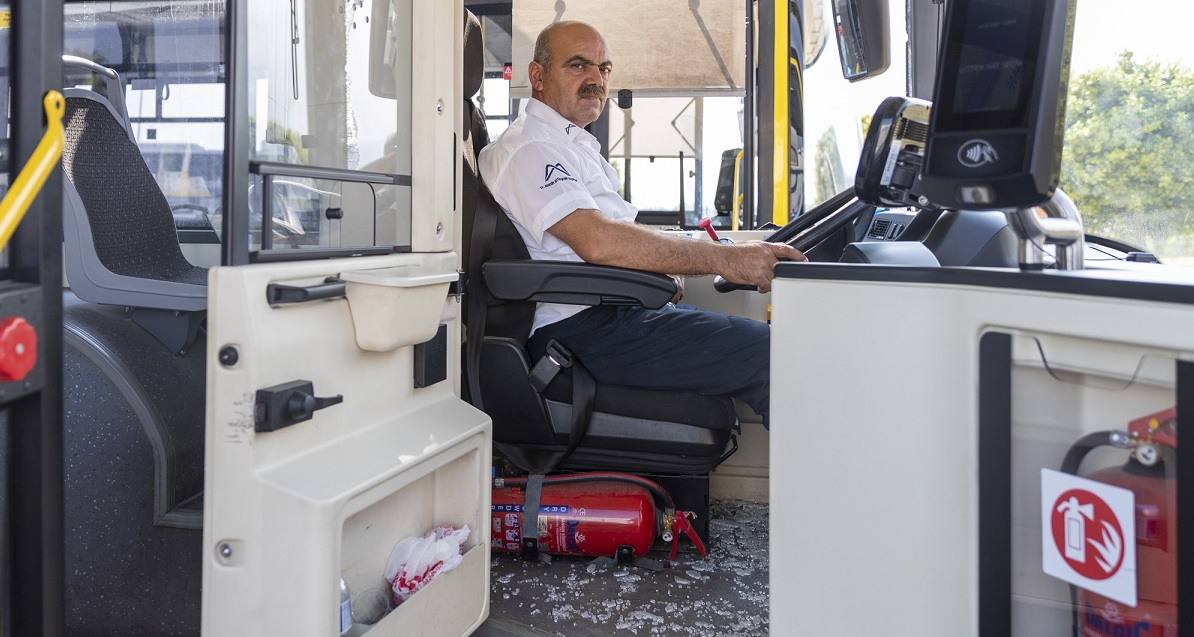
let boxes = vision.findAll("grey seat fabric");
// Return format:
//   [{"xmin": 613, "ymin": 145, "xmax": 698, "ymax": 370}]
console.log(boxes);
[{"xmin": 61, "ymin": 85, "xmax": 207, "ymax": 311}]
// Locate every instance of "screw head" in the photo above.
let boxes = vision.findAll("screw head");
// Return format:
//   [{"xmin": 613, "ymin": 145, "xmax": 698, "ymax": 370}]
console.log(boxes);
[
  {"xmin": 218, "ymin": 346, "xmax": 239, "ymax": 367},
  {"xmin": 220, "ymin": 543, "xmax": 233, "ymax": 558}
]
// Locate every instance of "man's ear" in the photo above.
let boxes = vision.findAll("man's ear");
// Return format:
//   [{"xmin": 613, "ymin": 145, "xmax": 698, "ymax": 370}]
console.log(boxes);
[{"xmin": 528, "ymin": 61, "xmax": 545, "ymax": 92}]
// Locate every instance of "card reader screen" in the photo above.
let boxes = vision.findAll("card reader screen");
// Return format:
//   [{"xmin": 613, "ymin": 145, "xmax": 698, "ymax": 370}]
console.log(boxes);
[{"xmin": 935, "ymin": 0, "xmax": 1042, "ymax": 130}]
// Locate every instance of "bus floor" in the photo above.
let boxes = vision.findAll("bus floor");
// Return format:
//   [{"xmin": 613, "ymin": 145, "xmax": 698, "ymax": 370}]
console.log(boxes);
[{"xmin": 476, "ymin": 499, "xmax": 769, "ymax": 637}]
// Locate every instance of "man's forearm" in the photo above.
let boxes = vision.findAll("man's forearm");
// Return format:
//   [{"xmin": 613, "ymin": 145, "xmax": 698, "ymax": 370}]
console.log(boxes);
[
  {"xmin": 548, "ymin": 208, "xmax": 805, "ymax": 291},
  {"xmin": 551, "ymin": 209, "xmax": 736, "ymax": 274}
]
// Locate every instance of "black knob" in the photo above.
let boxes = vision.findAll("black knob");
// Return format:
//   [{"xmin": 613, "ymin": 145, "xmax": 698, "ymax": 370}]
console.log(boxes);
[{"xmin": 287, "ymin": 393, "xmax": 317, "ymax": 420}]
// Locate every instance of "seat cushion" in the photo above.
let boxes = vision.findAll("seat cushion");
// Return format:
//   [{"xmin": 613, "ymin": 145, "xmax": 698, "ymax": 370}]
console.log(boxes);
[
  {"xmin": 482, "ymin": 337, "xmax": 738, "ymax": 474},
  {"xmin": 542, "ymin": 375, "xmax": 738, "ymax": 432}
]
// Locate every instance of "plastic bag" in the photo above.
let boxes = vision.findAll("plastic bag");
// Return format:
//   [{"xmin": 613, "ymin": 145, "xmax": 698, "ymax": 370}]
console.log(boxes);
[{"xmin": 384, "ymin": 525, "xmax": 470, "ymax": 604}]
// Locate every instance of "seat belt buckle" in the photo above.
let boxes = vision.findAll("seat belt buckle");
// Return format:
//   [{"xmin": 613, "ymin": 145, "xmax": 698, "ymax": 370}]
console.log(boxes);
[{"xmin": 528, "ymin": 339, "xmax": 574, "ymax": 393}]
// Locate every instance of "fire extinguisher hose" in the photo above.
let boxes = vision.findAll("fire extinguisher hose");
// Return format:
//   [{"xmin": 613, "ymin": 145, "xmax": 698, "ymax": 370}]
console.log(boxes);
[
  {"xmin": 1060, "ymin": 430, "xmax": 1131, "ymax": 475},
  {"xmin": 1057, "ymin": 429, "xmax": 1132, "ymax": 637}
]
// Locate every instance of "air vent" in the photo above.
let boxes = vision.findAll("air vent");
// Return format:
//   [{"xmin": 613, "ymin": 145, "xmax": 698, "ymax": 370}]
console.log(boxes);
[
  {"xmin": 896, "ymin": 119, "xmax": 929, "ymax": 144},
  {"xmin": 867, "ymin": 219, "xmax": 891, "ymax": 240}
]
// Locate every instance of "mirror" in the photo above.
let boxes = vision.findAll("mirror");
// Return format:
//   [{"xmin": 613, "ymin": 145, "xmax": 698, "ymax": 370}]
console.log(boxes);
[
  {"xmin": 830, "ymin": 0, "xmax": 890, "ymax": 81},
  {"xmin": 804, "ymin": 0, "xmax": 830, "ymax": 68},
  {"xmin": 368, "ymin": 0, "xmax": 404, "ymax": 98}
]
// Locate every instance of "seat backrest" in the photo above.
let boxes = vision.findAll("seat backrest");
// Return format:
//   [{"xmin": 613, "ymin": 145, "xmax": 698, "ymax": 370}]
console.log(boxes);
[
  {"xmin": 461, "ymin": 12, "xmax": 535, "ymax": 343},
  {"xmin": 61, "ymin": 80, "xmax": 207, "ymax": 312},
  {"xmin": 461, "ymin": 10, "xmax": 487, "ymax": 266}
]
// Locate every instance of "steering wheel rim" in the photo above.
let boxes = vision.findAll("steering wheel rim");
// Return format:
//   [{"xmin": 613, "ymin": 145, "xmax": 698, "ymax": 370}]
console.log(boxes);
[{"xmin": 713, "ymin": 189, "xmax": 874, "ymax": 293}]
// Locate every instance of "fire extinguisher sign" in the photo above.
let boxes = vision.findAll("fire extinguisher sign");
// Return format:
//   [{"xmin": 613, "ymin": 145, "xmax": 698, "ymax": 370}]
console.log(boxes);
[{"xmin": 1040, "ymin": 468, "xmax": 1137, "ymax": 606}]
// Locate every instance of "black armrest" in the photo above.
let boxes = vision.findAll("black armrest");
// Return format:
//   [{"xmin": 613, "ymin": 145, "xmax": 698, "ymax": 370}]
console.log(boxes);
[{"xmin": 483, "ymin": 260, "xmax": 677, "ymax": 309}]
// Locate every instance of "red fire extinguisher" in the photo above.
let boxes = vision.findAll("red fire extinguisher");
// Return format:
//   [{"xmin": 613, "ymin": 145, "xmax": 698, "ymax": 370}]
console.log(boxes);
[
  {"xmin": 490, "ymin": 472, "xmax": 706, "ymax": 561},
  {"xmin": 1060, "ymin": 407, "xmax": 1177, "ymax": 637}
]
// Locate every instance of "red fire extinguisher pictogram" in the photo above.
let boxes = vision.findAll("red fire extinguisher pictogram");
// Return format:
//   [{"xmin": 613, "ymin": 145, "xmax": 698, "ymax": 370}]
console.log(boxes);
[
  {"xmin": 490, "ymin": 472, "xmax": 706, "ymax": 560},
  {"xmin": 1059, "ymin": 407, "xmax": 1177, "ymax": 636}
]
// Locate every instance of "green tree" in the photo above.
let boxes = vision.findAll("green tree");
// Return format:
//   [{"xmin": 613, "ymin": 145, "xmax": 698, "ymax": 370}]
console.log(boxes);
[{"xmin": 1062, "ymin": 52, "xmax": 1194, "ymax": 255}]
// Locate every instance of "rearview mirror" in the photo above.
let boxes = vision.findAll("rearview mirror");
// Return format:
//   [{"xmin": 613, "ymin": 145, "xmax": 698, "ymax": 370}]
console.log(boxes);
[
  {"xmin": 830, "ymin": 0, "xmax": 890, "ymax": 82},
  {"xmin": 369, "ymin": 0, "xmax": 401, "ymax": 98}
]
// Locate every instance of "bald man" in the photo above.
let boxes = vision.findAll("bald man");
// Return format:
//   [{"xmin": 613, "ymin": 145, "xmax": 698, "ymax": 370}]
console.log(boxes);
[{"xmin": 478, "ymin": 21, "xmax": 804, "ymax": 422}]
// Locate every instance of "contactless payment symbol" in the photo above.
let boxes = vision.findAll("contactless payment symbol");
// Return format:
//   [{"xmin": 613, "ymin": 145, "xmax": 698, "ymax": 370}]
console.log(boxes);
[
  {"xmin": 1040, "ymin": 469, "xmax": 1137, "ymax": 606},
  {"xmin": 957, "ymin": 139, "xmax": 999, "ymax": 168}
]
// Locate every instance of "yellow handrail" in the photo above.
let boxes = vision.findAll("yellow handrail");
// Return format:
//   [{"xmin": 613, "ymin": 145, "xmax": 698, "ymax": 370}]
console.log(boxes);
[
  {"xmin": 731, "ymin": 149, "xmax": 745, "ymax": 231},
  {"xmin": 0, "ymin": 90, "xmax": 66, "ymax": 250}
]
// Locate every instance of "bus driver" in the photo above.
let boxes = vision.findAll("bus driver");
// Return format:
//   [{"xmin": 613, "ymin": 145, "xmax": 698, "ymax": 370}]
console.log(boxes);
[{"xmin": 478, "ymin": 21, "xmax": 805, "ymax": 423}]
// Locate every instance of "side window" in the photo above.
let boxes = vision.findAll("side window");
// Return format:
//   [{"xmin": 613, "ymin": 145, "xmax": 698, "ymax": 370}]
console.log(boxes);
[
  {"xmin": 803, "ymin": 0, "xmax": 908, "ymax": 209},
  {"xmin": 1061, "ymin": 0, "xmax": 1194, "ymax": 263},
  {"xmin": 479, "ymin": 14, "xmax": 513, "ymax": 140},
  {"xmin": 606, "ymin": 97, "xmax": 741, "ymax": 227},
  {"xmin": 246, "ymin": 0, "xmax": 413, "ymax": 253},
  {"xmin": 64, "ymin": 2, "xmax": 226, "ymax": 239}
]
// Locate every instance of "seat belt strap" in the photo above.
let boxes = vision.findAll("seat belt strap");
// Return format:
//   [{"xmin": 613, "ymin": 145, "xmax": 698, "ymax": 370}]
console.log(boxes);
[
  {"xmin": 465, "ymin": 189, "xmax": 498, "ymax": 412},
  {"xmin": 524, "ymin": 340, "xmax": 596, "ymax": 474},
  {"xmin": 520, "ymin": 473, "xmax": 545, "ymax": 561}
]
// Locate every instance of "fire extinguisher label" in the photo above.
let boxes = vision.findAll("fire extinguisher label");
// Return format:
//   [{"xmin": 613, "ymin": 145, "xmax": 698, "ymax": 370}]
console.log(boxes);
[{"xmin": 1040, "ymin": 469, "xmax": 1137, "ymax": 607}]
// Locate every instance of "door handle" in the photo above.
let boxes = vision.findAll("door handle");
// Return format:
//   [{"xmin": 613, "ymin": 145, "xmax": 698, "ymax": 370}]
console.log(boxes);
[
  {"xmin": 255, "ymin": 379, "xmax": 343, "ymax": 432},
  {"xmin": 265, "ymin": 277, "xmax": 347, "ymax": 305}
]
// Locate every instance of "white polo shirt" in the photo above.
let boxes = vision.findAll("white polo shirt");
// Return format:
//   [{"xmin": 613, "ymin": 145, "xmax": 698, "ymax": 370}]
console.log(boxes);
[{"xmin": 478, "ymin": 98, "xmax": 639, "ymax": 333}]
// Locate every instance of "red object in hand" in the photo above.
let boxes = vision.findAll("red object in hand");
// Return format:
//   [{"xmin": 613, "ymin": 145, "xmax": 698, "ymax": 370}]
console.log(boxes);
[
  {"xmin": 698, "ymin": 218, "xmax": 721, "ymax": 242},
  {"xmin": 0, "ymin": 317, "xmax": 37, "ymax": 381}
]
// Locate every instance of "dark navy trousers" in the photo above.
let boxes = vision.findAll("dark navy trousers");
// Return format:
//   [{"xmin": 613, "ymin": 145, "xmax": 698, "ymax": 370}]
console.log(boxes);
[{"xmin": 526, "ymin": 303, "xmax": 770, "ymax": 421}]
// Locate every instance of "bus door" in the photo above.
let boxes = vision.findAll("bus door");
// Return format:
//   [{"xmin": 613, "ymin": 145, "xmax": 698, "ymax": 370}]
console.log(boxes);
[{"xmin": 201, "ymin": 0, "xmax": 489, "ymax": 635}]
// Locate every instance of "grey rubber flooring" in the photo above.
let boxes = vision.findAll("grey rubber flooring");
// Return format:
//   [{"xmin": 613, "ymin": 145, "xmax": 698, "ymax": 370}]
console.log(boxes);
[{"xmin": 478, "ymin": 500, "xmax": 769, "ymax": 637}]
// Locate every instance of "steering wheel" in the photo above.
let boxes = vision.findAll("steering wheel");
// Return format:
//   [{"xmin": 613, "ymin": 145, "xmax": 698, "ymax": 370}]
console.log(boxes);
[{"xmin": 713, "ymin": 188, "xmax": 874, "ymax": 293}]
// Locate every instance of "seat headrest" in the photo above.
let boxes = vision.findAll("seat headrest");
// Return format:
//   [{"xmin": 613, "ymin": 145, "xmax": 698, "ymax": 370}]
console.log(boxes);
[{"xmin": 464, "ymin": 11, "xmax": 484, "ymax": 99}]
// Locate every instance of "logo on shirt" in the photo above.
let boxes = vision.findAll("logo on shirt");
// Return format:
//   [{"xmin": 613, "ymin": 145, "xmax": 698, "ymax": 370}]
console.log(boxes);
[
  {"xmin": 541, "ymin": 163, "xmax": 578, "ymax": 190},
  {"xmin": 545, "ymin": 163, "xmax": 572, "ymax": 181},
  {"xmin": 564, "ymin": 123, "xmax": 576, "ymax": 135}
]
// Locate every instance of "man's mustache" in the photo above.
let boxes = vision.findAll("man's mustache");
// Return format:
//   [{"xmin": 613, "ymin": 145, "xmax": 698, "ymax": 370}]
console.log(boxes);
[{"xmin": 578, "ymin": 85, "xmax": 606, "ymax": 100}]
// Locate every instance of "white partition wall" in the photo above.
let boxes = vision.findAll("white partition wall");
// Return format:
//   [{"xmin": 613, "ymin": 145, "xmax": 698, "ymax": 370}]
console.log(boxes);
[{"xmin": 769, "ymin": 264, "xmax": 1193, "ymax": 636}]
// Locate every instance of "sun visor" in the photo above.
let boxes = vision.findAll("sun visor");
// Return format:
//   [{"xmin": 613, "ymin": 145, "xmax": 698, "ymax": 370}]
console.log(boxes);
[{"xmin": 510, "ymin": 0, "xmax": 746, "ymax": 98}]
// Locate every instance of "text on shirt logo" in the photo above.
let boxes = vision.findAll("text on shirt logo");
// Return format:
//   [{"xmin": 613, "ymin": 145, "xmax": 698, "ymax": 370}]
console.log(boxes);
[
  {"xmin": 542, "ymin": 163, "xmax": 578, "ymax": 190},
  {"xmin": 564, "ymin": 124, "xmax": 576, "ymax": 134}
]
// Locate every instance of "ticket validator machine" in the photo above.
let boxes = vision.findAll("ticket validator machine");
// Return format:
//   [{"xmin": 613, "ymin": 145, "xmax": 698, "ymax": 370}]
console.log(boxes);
[{"xmin": 922, "ymin": 0, "xmax": 1085, "ymax": 270}]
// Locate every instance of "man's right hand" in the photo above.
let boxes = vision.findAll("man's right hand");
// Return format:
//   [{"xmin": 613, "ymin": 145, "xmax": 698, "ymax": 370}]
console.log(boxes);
[{"xmin": 719, "ymin": 241, "xmax": 807, "ymax": 293}]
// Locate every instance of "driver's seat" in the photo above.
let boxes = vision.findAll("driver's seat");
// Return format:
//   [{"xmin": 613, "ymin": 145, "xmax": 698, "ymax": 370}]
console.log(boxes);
[{"xmin": 460, "ymin": 14, "xmax": 738, "ymax": 475}]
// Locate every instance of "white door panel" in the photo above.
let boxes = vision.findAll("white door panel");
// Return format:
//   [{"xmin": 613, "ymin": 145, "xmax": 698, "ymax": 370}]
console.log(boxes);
[{"xmin": 201, "ymin": 252, "xmax": 490, "ymax": 636}]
